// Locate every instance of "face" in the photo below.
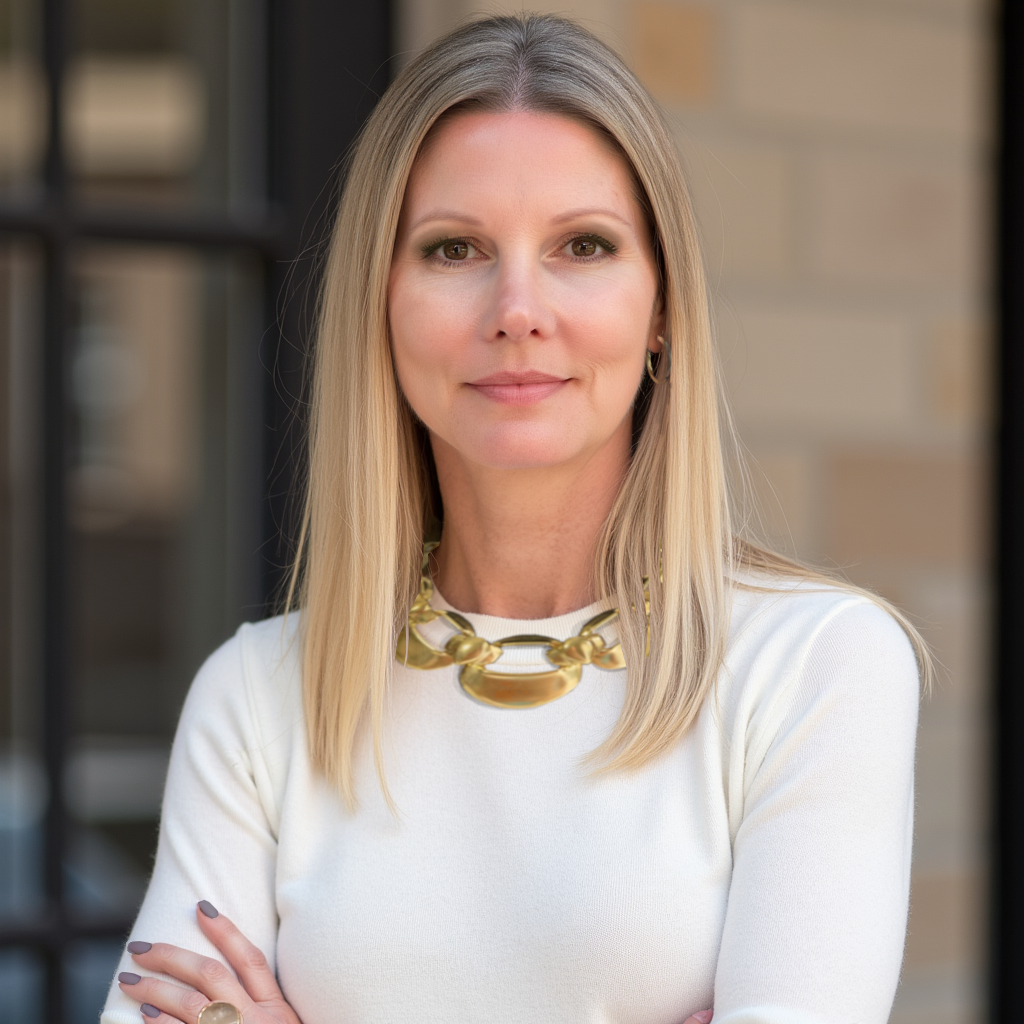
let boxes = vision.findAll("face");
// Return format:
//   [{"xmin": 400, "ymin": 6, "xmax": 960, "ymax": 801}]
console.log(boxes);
[{"xmin": 388, "ymin": 110, "xmax": 663, "ymax": 474}]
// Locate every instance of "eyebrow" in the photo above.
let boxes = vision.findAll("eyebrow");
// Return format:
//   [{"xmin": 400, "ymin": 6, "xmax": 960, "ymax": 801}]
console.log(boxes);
[
  {"xmin": 550, "ymin": 207, "xmax": 635, "ymax": 228},
  {"xmin": 407, "ymin": 210, "xmax": 485, "ymax": 233},
  {"xmin": 407, "ymin": 206, "xmax": 635, "ymax": 234}
]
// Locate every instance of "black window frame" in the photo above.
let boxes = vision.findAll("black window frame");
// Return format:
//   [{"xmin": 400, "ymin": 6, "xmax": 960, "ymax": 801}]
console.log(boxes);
[
  {"xmin": 996, "ymin": 2, "xmax": 1022, "ymax": 1020},
  {"xmin": 0, "ymin": 0, "xmax": 391, "ymax": 1018}
]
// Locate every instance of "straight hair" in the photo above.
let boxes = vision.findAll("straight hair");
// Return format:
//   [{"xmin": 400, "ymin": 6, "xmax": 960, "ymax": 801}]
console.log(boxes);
[{"xmin": 288, "ymin": 14, "xmax": 931, "ymax": 808}]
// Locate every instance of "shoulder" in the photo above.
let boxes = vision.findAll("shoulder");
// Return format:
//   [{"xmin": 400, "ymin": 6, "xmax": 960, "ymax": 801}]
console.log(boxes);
[
  {"xmin": 722, "ymin": 576, "xmax": 920, "ymax": 728},
  {"xmin": 180, "ymin": 613, "xmax": 304, "ymax": 749},
  {"xmin": 728, "ymin": 575, "xmax": 915, "ymax": 664}
]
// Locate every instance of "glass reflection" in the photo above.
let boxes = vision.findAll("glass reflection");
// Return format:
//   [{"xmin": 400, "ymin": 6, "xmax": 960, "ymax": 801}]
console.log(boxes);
[
  {"xmin": 0, "ymin": 239, "xmax": 263, "ymax": 946},
  {"xmin": 65, "ymin": 939, "xmax": 125, "ymax": 1024},
  {"xmin": 68, "ymin": 0, "xmax": 266, "ymax": 211},
  {"xmin": 0, "ymin": 0, "xmax": 45, "ymax": 197},
  {"xmin": 0, "ymin": 946, "xmax": 45, "ymax": 1024},
  {"xmin": 67, "ymin": 243, "xmax": 263, "ymax": 925},
  {"xmin": 0, "ymin": 238, "xmax": 44, "ymax": 927}
]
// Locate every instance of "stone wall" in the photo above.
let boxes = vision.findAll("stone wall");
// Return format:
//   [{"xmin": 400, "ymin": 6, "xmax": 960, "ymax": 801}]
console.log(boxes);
[{"xmin": 395, "ymin": 2, "xmax": 994, "ymax": 1021}]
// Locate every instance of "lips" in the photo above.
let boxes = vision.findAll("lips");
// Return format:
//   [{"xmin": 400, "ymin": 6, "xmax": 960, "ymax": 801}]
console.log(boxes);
[{"xmin": 467, "ymin": 370, "xmax": 568, "ymax": 405}]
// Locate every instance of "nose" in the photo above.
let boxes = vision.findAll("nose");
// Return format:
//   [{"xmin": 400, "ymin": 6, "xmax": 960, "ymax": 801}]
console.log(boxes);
[{"xmin": 482, "ymin": 258, "xmax": 556, "ymax": 342}]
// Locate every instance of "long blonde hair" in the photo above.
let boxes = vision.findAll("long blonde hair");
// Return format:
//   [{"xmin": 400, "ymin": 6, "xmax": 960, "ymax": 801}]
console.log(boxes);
[{"xmin": 289, "ymin": 13, "xmax": 931, "ymax": 807}]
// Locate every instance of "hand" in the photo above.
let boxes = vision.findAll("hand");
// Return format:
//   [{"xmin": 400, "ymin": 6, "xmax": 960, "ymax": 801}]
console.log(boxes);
[
  {"xmin": 118, "ymin": 902, "xmax": 303, "ymax": 1024},
  {"xmin": 683, "ymin": 1012, "xmax": 713, "ymax": 1024}
]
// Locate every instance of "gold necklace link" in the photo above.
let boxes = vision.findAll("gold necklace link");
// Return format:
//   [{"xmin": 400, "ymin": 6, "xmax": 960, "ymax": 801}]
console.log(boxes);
[{"xmin": 395, "ymin": 558, "xmax": 631, "ymax": 709}]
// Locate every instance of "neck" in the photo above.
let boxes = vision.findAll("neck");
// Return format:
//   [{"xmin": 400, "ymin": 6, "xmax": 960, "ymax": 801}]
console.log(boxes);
[{"xmin": 429, "ymin": 427, "xmax": 630, "ymax": 619}]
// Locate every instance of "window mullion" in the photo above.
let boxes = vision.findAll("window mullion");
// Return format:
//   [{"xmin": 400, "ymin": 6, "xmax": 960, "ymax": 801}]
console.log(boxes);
[{"xmin": 39, "ymin": 0, "xmax": 71, "ymax": 1019}]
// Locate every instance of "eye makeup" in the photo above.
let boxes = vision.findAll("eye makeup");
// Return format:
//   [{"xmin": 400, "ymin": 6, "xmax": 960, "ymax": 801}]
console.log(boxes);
[{"xmin": 418, "ymin": 231, "xmax": 620, "ymax": 266}]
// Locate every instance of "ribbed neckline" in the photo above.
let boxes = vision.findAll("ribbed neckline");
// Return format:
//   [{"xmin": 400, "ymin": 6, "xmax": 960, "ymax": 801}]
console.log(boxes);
[
  {"xmin": 425, "ymin": 586, "xmax": 618, "ymax": 669},
  {"xmin": 431, "ymin": 586, "xmax": 612, "ymax": 635}
]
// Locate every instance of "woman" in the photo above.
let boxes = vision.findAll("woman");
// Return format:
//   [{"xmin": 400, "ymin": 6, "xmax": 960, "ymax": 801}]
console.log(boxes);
[{"xmin": 102, "ymin": 14, "xmax": 925, "ymax": 1024}]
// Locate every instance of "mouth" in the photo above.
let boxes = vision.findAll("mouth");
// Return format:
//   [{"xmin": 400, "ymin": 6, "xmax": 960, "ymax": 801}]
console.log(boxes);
[{"xmin": 467, "ymin": 370, "xmax": 569, "ymax": 405}]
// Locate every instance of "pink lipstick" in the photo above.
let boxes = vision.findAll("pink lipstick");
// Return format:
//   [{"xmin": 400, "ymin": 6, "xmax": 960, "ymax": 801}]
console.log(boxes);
[{"xmin": 467, "ymin": 370, "xmax": 568, "ymax": 405}]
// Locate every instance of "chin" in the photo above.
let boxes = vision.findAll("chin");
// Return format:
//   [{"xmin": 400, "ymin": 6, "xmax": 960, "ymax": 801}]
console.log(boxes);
[{"xmin": 464, "ymin": 424, "xmax": 586, "ymax": 470}]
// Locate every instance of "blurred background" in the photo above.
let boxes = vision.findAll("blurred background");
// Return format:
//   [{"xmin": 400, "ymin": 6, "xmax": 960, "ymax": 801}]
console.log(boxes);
[{"xmin": 0, "ymin": 0, "xmax": 1001, "ymax": 1022}]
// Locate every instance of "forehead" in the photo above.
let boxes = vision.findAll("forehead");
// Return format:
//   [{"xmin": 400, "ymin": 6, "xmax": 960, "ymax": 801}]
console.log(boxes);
[{"xmin": 403, "ymin": 110, "xmax": 641, "ymax": 218}]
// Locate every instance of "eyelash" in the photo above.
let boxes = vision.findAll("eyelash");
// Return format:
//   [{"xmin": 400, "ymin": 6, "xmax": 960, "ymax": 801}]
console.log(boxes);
[{"xmin": 420, "ymin": 233, "xmax": 619, "ymax": 265}]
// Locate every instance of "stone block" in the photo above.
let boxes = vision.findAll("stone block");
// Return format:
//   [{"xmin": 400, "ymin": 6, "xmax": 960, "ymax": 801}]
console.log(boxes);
[
  {"xmin": 631, "ymin": 3, "xmax": 716, "ymax": 104},
  {"xmin": 394, "ymin": 0, "xmax": 463, "ymax": 61},
  {"xmin": 823, "ymin": 450, "xmax": 985, "ymax": 572},
  {"xmin": 718, "ymin": 305, "xmax": 917, "ymax": 432},
  {"xmin": 904, "ymin": 869, "xmax": 983, "ymax": 971},
  {"xmin": 807, "ymin": 150, "xmax": 982, "ymax": 290},
  {"xmin": 396, "ymin": 0, "xmax": 628, "ymax": 58},
  {"xmin": 907, "ymin": 578, "xmax": 989, "ymax": 719},
  {"xmin": 732, "ymin": 1, "xmax": 984, "ymax": 143},
  {"xmin": 914, "ymin": 719, "xmax": 986, "ymax": 869},
  {"xmin": 681, "ymin": 135, "xmax": 794, "ymax": 282},
  {"xmin": 928, "ymin": 320, "xmax": 992, "ymax": 428},
  {"xmin": 890, "ymin": 975, "xmax": 981, "ymax": 1024},
  {"xmin": 872, "ymin": 0, "xmax": 989, "ymax": 11},
  {"xmin": 735, "ymin": 446, "xmax": 815, "ymax": 557},
  {"xmin": 475, "ymin": 0, "xmax": 627, "ymax": 50}
]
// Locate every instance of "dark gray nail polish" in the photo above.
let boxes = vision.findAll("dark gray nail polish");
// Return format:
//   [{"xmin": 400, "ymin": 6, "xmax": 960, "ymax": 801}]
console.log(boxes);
[
  {"xmin": 141, "ymin": 1005, "xmax": 160, "ymax": 1019},
  {"xmin": 127, "ymin": 941, "xmax": 152, "ymax": 955},
  {"xmin": 198, "ymin": 900, "xmax": 219, "ymax": 919},
  {"xmin": 119, "ymin": 972, "xmax": 141, "ymax": 985}
]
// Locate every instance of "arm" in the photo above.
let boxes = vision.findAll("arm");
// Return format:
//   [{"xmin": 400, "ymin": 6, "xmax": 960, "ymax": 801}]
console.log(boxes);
[
  {"xmin": 713, "ymin": 599, "xmax": 919, "ymax": 1024},
  {"xmin": 101, "ymin": 630, "xmax": 282, "ymax": 1024}
]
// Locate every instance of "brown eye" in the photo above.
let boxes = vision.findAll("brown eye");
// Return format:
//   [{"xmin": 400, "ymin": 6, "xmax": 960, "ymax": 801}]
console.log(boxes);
[
  {"xmin": 442, "ymin": 241, "xmax": 470, "ymax": 261},
  {"xmin": 570, "ymin": 238, "xmax": 599, "ymax": 258}
]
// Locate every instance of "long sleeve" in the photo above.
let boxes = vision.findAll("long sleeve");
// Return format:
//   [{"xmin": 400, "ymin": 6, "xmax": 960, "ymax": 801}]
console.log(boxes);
[
  {"xmin": 98, "ymin": 594, "xmax": 919, "ymax": 1024},
  {"xmin": 100, "ymin": 632, "xmax": 280, "ymax": 1024},
  {"xmin": 713, "ymin": 599, "xmax": 920, "ymax": 1024}
]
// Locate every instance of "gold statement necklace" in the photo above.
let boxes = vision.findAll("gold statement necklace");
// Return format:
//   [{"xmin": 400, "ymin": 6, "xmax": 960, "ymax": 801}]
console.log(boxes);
[{"xmin": 396, "ymin": 540, "xmax": 646, "ymax": 709}]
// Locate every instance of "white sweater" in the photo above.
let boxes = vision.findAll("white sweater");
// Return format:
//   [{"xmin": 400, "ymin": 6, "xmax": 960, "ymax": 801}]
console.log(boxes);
[{"xmin": 101, "ymin": 580, "xmax": 919, "ymax": 1024}]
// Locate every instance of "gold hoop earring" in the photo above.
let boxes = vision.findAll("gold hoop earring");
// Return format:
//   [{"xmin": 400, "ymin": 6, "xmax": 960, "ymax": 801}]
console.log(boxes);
[{"xmin": 646, "ymin": 336, "xmax": 670, "ymax": 384}]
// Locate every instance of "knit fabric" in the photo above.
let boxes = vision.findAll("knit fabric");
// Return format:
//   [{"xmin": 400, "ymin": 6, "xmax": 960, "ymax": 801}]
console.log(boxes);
[{"xmin": 101, "ymin": 580, "xmax": 919, "ymax": 1024}]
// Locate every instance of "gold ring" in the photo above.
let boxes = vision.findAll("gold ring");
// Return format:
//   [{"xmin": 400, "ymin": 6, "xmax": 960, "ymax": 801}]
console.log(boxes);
[{"xmin": 197, "ymin": 1003, "xmax": 243, "ymax": 1024}]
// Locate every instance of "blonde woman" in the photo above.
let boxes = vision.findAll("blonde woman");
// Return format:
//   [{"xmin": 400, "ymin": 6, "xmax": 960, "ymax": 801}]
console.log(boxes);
[{"xmin": 102, "ymin": 15, "xmax": 924, "ymax": 1024}]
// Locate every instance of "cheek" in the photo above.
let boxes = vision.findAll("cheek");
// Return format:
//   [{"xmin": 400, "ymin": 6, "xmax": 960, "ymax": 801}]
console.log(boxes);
[
  {"xmin": 387, "ymin": 272, "xmax": 473, "ymax": 428},
  {"xmin": 390, "ymin": 269, "xmax": 477, "ymax": 355},
  {"xmin": 559, "ymin": 273, "xmax": 656, "ymax": 376}
]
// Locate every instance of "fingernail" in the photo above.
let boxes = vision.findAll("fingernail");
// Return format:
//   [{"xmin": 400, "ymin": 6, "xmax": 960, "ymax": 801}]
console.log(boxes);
[
  {"xmin": 118, "ymin": 972, "xmax": 141, "ymax": 985},
  {"xmin": 198, "ymin": 900, "xmax": 219, "ymax": 919},
  {"xmin": 695, "ymin": 1012, "xmax": 713, "ymax": 1024},
  {"xmin": 141, "ymin": 1005, "xmax": 160, "ymax": 1019},
  {"xmin": 127, "ymin": 941, "xmax": 152, "ymax": 955}
]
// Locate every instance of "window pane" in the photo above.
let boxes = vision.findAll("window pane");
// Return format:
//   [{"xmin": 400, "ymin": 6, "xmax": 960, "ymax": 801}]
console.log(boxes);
[
  {"xmin": 0, "ymin": 238, "xmax": 44, "ymax": 927},
  {"xmin": 64, "ymin": 939, "xmax": 123, "ymax": 1024},
  {"xmin": 0, "ymin": 0, "xmax": 45, "ymax": 197},
  {"xmin": 0, "ymin": 947, "xmax": 45, "ymax": 1024},
  {"xmin": 68, "ymin": 0, "xmax": 266, "ymax": 211},
  {"xmin": 67, "ymin": 242, "xmax": 263, "ymax": 920}
]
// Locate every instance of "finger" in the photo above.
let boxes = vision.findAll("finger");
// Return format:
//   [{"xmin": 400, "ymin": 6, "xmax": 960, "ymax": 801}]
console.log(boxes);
[
  {"xmin": 196, "ymin": 901, "xmax": 283, "ymax": 1003},
  {"xmin": 682, "ymin": 1012, "xmax": 713, "ymax": 1024},
  {"xmin": 139, "ymin": 1007, "xmax": 185, "ymax": 1024},
  {"xmin": 119, "ymin": 973, "xmax": 209, "ymax": 1024},
  {"xmin": 128, "ymin": 941, "xmax": 246, "ymax": 1008}
]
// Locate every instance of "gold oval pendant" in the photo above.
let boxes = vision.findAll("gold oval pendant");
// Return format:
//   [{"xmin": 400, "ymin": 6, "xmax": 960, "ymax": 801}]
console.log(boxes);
[{"xmin": 459, "ymin": 662, "xmax": 583, "ymax": 709}]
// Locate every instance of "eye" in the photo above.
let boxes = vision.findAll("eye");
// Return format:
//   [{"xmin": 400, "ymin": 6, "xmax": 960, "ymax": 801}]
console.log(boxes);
[
  {"xmin": 442, "ymin": 240, "xmax": 471, "ymax": 261},
  {"xmin": 421, "ymin": 237, "xmax": 482, "ymax": 265},
  {"xmin": 562, "ymin": 233, "xmax": 616, "ymax": 261}
]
